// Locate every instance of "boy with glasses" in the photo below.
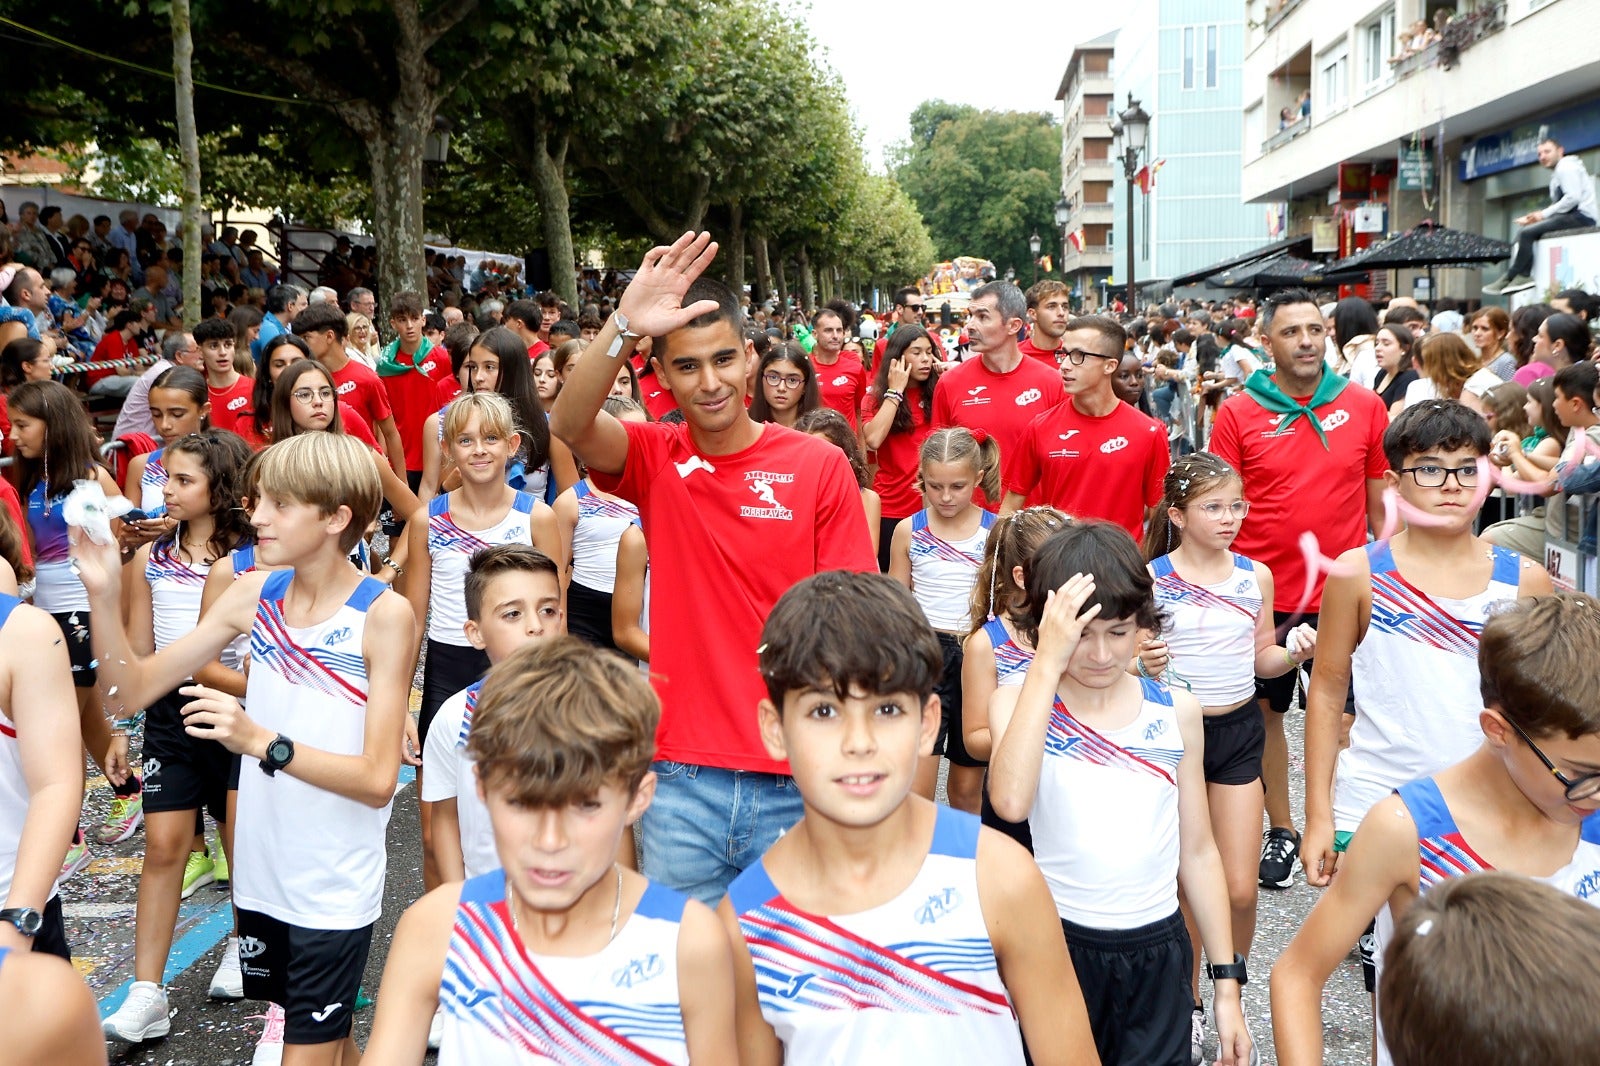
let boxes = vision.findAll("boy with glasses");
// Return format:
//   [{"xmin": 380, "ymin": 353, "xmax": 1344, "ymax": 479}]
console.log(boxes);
[{"xmin": 1271, "ymin": 593, "xmax": 1600, "ymax": 1065}]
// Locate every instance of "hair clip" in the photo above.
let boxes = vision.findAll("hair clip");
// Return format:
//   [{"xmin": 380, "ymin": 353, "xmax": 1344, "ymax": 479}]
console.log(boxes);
[{"xmin": 1414, "ymin": 918, "xmax": 1434, "ymax": 937}]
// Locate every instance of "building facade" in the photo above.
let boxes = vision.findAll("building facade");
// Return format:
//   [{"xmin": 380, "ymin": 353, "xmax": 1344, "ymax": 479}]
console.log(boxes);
[
  {"xmin": 1240, "ymin": 0, "xmax": 1600, "ymax": 302},
  {"xmin": 1056, "ymin": 31, "xmax": 1118, "ymax": 310}
]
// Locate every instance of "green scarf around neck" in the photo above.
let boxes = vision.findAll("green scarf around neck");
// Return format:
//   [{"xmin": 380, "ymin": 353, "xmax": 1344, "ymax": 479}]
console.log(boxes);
[
  {"xmin": 1241, "ymin": 366, "xmax": 1348, "ymax": 449},
  {"xmin": 375, "ymin": 336, "xmax": 435, "ymax": 378}
]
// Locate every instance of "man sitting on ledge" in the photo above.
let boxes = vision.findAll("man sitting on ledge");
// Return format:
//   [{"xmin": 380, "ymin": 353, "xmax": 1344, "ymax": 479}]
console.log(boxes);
[{"xmin": 1486, "ymin": 134, "xmax": 1597, "ymax": 296}]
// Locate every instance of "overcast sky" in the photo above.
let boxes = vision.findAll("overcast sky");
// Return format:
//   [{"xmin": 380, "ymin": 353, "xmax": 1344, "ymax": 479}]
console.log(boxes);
[{"xmin": 788, "ymin": 1, "xmax": 1124, "ymax": 169}]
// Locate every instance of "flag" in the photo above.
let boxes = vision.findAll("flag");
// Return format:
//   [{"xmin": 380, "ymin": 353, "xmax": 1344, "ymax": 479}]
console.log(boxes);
[
  {"xmin": 1137, "ymin": 158, "xmax": 1167, "ymax": 194},
  {"xmin": 1039, "ymin": 254, "xmax": 1053, "ymax": 273},
  {"xmin": 1067, "ymin": 229, "xmax": 1085, "ymax": 253}
]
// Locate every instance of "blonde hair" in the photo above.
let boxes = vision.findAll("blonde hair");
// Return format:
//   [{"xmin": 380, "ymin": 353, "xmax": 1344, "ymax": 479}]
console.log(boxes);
[
  {"xmin": 443, "ymin": 390, "xmax": 519, "ymax": 443},
  {"xmin": 468, "ymin": 636, "xmax": 660, "ymax": 806},
  {"xmin": 967, "ymin": 506, "xmax": 1070, "ymax": 636},
  {"xmin": 1417, "ymin": 333, "xmax": 1481, "ymax": 400},
  {"xmin": 919, "ymin": 427, "xmax": 1001, "ymax": 504},
  {"xmin": 254, "ymin": 431, "xmax": 381, "ymax": 554}
]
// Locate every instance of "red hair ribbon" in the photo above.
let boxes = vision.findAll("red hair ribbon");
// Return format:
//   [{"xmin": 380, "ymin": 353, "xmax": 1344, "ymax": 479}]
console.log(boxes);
[{"xmin": 969, "ymin": 427, "xmax": 990, "ymax": 445}]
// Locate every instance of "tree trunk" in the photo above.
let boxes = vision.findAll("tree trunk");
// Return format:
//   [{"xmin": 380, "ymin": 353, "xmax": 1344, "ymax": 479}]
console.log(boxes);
[
  {"xmin": 774, "ymin": 254, "xmax": 788, "ymax": 306},
  {"xmin": 726, "ymin": 201, "xmax": 745, "ymax": 298},
  {"xmin": 170, "ymin": 0, "xmax": 203, "ymax": 329},
  {"xmin": 752, "ymin": 233, "xmax": 772, "ymax": 305},
  {"xmin": 528, "ymin": 125, "xmax": 579, "ymax": 308},
  {"xmin": 368, "ymin": 113, "xmax": 430, "ymax": 302},
  {"xmin": 797, "ymin": 244, "xmax": 815, "ymax": 312},
  {"xmin": 681, "ymin": 172, "xmax": 712, "ymax": 232}
]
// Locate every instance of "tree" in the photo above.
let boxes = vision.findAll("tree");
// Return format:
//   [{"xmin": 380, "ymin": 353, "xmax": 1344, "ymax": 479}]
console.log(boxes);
[
  {"xmin": 171, "ymin": 0, "xmax": 203, "ymax": 327},
  {"xmin": 834, "ymin": 174, "xmax": 936, "ymax": 296},
  {"xmin": 892, "ymin": 103, "xmax": 1063, "ymax": 277}
]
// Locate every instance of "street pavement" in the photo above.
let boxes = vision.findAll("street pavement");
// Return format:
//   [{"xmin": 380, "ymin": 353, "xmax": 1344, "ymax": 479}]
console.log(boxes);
[{"xmin": 70, "ymin": 702, "xmax": 1369, "ymax": 1065}]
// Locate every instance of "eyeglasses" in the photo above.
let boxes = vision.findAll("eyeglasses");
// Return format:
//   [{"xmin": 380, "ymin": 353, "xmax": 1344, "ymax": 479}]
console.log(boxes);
[
  {"xmin": 1396, "ymin": 463, "xmax": 1479, "ymax": 488},
  {"xmin": 1057, "ymin": 347, "xmax": 1118, "ymax": 366},
  {"xmin": 290, "ymin": 387, "xmax": 335, "ymax": 403},
  {"xmin": 1193, "ymin": 501, "xmax": 1250, "ymax": 520},
  {"xmin": 764, "ymin": 372, "xmax": 804, "ymax": 389},
  {"xmin": 903, "ymin": 303, "xmax": 925, "ymax": 311},
  {"xmin": 1505, "ymin": 717, "xmax": 1600, "ymax": 802}
]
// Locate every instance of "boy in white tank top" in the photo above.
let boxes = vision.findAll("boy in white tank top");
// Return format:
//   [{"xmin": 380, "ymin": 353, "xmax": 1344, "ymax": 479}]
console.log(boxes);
[
  {"xmin": 367, "ymin": 637, "xmax": 737, "ymax": 1064},
  {"xmin": 1271, "ymin": 595, "xmax": 1600, "ymax": 1066},
  {"xmin": 70, "ymin": 433, "xmax": 416, "ymax": 1064},
  {"xmin": 721, "ymin": 572, "xmax": 1095, "ymax": 1065}
]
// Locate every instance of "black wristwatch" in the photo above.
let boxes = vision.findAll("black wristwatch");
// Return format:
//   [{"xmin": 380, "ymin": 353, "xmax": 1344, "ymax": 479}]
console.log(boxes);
[
  {"xmin": 1206, "ymin": 953, "xmax": 1248, "ymax": 986},
  {"xmin": 260, "ymin": 734, "xmax": 295, "ymax": 776},
  {"xmin": 0, "ymin": 907, "xmax": 43, "ymax": 938}
]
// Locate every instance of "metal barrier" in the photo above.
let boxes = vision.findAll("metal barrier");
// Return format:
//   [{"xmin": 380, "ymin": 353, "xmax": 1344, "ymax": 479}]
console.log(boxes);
[
  {"xmin": 1545, "ymin": 492, "xmax": 1596, "ymax": 594},
  {"xmin": 54, "ymin": 354, "xmax": 161, "ymax": 378}
]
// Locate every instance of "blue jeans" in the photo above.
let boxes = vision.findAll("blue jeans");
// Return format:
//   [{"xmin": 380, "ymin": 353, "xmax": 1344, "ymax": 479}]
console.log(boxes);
[{"xmin": 640, "ymin": 761, "xmax": 804, "ymax": 905}]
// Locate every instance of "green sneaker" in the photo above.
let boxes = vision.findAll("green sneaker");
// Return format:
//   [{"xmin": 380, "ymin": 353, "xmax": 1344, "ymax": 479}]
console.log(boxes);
[
  {"xmin": 210, "ymin": 840, "xmax": 229, "ymax": 885},
  {"xmin": 94, "ymin": 792, "xmax": 144, "ymax": 844},
  {"xmin": 180, "ymin": 849, "xmax": 215, "ymax": 899}
]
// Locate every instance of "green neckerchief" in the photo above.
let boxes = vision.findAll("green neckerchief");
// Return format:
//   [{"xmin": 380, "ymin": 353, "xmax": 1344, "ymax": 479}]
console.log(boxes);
[
  {"xmin": 1241, "ymin": 366, "xmax": 1349, "ymax": 449},
  {"xmin": 375, "ymin": 336, "xmax": 435, "ymax": 378}
]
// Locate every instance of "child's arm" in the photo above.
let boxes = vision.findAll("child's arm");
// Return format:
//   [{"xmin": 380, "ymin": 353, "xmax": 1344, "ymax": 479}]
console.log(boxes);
[
  {"xmin": 420, "ymin": 704, "xmax": 465, "ymax": 883},
  {"xmin": 989, "ymin": 574, "xmax": 1099, "ymax": 822},
  {"xmin": 548, "ymin": 436, "xmax": 580, "ymax": 496},
  {"xmin": 528, "ymin": 500, "xmax": 563, "ymax": 573},
  {"xmin": 977, "ymin": 829, "xmax": 1098, "ymax": 1065},
  {"xmin": 125, "ymin": 544, "xmax": 156, "ymax": 658},
  {"xmin": 401, "ymin": 504, "xmax": 432, "ymax": 676},
  {"xmin": 121, "ymin": 452, "xmax": 147, "ymax": 502},
  {"xmin": 960, "ymin": 627, "xmax": 998, "ymax": 760},
  {"xmin": 192, "ymin": 553, "xmax": 247, "ymax": 696},
  {"xmin": 418, "ymin": 411, "xmax": 444, "ymax": 501},
  {"xmin": 886, "ymin": 517, "xmax": 913, "ymax": 588},
  {"xmin": 716, "ymin": 898, "xmax": 783, "ymax": 1066},
  {"xmin": 1250, "ymin": 565, "xmax": 1317, "ymax": 677},
  {"xmin": 862, "ymin": 489, "xmax": 881, "ymax": 558},
  {"xmin": 1269, "ymin": 795, "xmax": 1417, "ymax": 1066},
  {"xmin": 362, "ymin": 883, "xmax": 460, "ymax": 1065},
  {"xmin": 552, "ymin": 488, "xmax": 579, "ymax": 591},
  {"xmin": 376, "ymin": 455, "xmax": 423, "ymax": 527},
  {"xmin": 611, "ymin": 526, "xmax": 650, "ymax": 662},
  {"xmin": 376, "ymin": 414, "xmax": 406, "ymax": 481},
  {"xmin": 1302, "ymin": 550, "xmax": 1370, "ymax": 887},
  {"xmin": 676, "ymin": 899, "xmax": 739, "ymax": 1066}
]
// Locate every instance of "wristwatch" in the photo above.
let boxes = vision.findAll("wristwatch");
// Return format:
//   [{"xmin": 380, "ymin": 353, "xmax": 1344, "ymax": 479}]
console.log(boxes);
[
  {"xmin": 1206, "ymin": 953, "xmax": 1249, "ymax": 986},
  {"xmin": 0, "ymin": 907, "xmax": 43, "ymax": 938},
  {"xmin": 260, "ymin": 734, "xmax": 295, "ymax": 776},
  {"xmin": 606, "ymin": 311, "xmax": 642, "ymax": 358}
]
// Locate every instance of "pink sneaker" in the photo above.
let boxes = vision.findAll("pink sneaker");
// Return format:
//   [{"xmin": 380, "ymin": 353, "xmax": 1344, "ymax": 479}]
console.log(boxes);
[
  {"xmin": 250, "ymin": 1003, "xmax": 285, "ymax": 1066},
  {"xmin": 59, "ymin": 835, "xmax": 91, "ymax": 882},
  {"xmin": 94, "ymin": 792, "xmax": 144, "ymax": 845}
]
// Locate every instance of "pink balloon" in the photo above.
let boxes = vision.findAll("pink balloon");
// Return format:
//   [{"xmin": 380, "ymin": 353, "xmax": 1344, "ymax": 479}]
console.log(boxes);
[{"xmin": 1287, "ymin": 530, "xmax": 1364, "ymax": 623}]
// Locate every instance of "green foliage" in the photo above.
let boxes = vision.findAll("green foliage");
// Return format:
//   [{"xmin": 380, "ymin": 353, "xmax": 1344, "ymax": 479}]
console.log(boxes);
[{"xmin": 893, "ymin": 103, "xmax": 1063, "ymax": 278}]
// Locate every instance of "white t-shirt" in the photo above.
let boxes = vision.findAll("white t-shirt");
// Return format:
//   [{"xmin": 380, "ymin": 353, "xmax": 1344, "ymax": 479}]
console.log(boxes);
[
  {"xmin": 420, "ymin": 681, "xmax": 499, "ymax": 880},
  {"xmin": 1403, "ymin": 367, "xmax": 1502, "ymax": 408}
]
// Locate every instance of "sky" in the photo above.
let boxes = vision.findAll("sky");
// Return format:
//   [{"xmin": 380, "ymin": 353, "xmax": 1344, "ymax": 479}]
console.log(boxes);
[{"xmin": 788, "ymin": 0, "xmax": 1124, "ymax": 169}]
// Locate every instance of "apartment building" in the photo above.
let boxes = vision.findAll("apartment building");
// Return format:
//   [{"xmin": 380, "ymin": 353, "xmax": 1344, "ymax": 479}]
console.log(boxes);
[{"xmin": 1055, "ymin": 31, "xmax": 1118, "ymax": 309}]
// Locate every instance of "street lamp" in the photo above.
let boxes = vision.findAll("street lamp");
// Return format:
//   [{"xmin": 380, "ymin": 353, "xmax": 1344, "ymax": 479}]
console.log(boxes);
[
  {"xmin": 1054, "ymin": 196, "xmax": 1072, "ymax": 307},
  {"xmin": 1028, "ymin": 231, "xmax": 1042, "ymax": 286},
  {"xmin": 1113, "ymin": 94, "xmax": 1151, "ymax": 315}
]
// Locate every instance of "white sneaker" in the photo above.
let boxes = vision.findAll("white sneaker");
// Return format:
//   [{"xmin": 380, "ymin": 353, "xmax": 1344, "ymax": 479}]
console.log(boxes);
[
  {"xmin": 101, "ymin": 980, "xmax": 171, "ymax": 1042},
  {"xmin": 250, "ymin": 1003, "xmax": 285, "ymax": 1066},
  {"xmin": 428, "ymin": 1005, "xmax": 445, "ymax": 1049},
  {"xmin": 209, "ymin": 935, "xmax": 244, "ymax": 999},
  {"xmin": 1190, "ymin": 1007, "xmax": 1206, "ymax": 1065}
]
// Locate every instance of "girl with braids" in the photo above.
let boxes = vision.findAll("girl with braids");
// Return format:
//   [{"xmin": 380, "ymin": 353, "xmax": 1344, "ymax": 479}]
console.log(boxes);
[
  {"xmin": 863, "ymin": 323, "xmax": 940, "ymax": 570},
  {"xmin": 1143, "ymin": 451, "xmax": 1315, "ymax": 1026},
  {"xmin": 888, "ymin": 426, "xmax": 1000, "ymax": 812},
  {"xmin": 960, "ymin": 505, "xmax": 1071, "ymax": 849}
]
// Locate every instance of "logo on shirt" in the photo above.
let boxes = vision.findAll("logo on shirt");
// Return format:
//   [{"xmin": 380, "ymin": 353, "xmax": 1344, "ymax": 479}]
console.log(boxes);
[
  {"xmin": 504, "ymin": 526, "xmax": 525, "ymax": 541},
  {"xmin": 742, "ymin": 471, "xmax": 794, "ymax": 521},
  {"xmin": 1575, "ymin": 871, "xmax": 1600, "ymax": 900},
  {"xmin": 1059, "ymin": 431, "xmax": 1080, "ymax": 441},
  {"xmin": 238, "ymin": 936, "xmax": 268, "ymax": 960},
  {"xmin": 310, "ymin": 1003, "xmax": 343, "ymax": 1023},
  {"xmin": 1016, "ymin": 388, "xmax": 1043, "ymax": 406},
  {"xmin": 831, "ymin": 374, "xmax": 851, "ymax": 387},
  {"xmin": 914, "ymin": 887, "xmax": 963, "ymax": 925},
  {"xmin": 674, "ymin": 455, "xmax": 716, "ymax": 479},
  {"xmin": 1321, "ymin": 409, "xmax": 1350, "ymax": 431},
  {"xmin": 142, "ymin": 758, "xmax": 162, "ymax": 779},
  {"xmin": 968, "ymin": 386, "xmax": 987, "ymax": 396},
  {"xmin": 336, "ymin": 380, "xmax": 356, "ymax": 395},
  {"xmin": 613, "ymin": 953, "xmax": 666, "ymax": 988},
  {"xmin": 227, "ymin": 396, "xmax": 249, "ymax": 411},
  {"xmin": 323, "ymin": 626, "xmax": 352, "ymax": 647},
  {"xmin": 419, "ymin": 360, "xmax": 439, "ymax": 375},
  {"xmin": 775, "ymin": 973, "xmax": 816, "ymax": 1000},
  {"xmin": 1235, "ymin": 580, "xmax": 1252, "ymax": 594},
  {"xmin": 1143, "ymin": 718, "xmax": 1168, "ymax": 741},
  {"xmin": 962, "ymin": 385, "xmax": 991, "ymax": 407},
  {"xmin": 457, "ymin": 989, "xmax": 495, "ymax": 1010},
  {"xmin": 1100, "ymin": 436, "xmax": 1130, "ymax": 454}
]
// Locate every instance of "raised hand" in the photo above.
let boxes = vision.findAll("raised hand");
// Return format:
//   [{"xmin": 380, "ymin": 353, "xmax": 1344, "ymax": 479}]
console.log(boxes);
[
  {"xmin": 616, "ymin": 231, "xmax": 723, "ymax": 338},
  {"xmin": 1035, "ymin": 573, "xmax": 1100, "ymax": 674},
  {"xmin": 67, "ymin": 526, "xmax": 124, "ymax": 600},
  {"xmin": 887, "ymin": 356, "xmax": 910, "ymax": 393}
]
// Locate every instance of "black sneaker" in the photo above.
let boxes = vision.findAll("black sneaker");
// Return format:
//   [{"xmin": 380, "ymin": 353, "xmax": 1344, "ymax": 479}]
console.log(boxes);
[{"xmin": 1259, "ymin": 827, "xmax": 1299, "ymax": 889}]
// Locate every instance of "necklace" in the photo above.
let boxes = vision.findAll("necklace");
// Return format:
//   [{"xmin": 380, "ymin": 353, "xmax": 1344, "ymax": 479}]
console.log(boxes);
[{"xmin": 509, "ymin": 864, "xmax": 623, "ymax": 946}]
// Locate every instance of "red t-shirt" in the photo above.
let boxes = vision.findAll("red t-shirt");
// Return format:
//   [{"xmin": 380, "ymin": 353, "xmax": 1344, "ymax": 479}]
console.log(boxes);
[
  {"xmin": 527, "ymin": 339, "xmax": 551, "ymax": 361},
  {"xmin": 812, "ymin": 351, "xmax": 868, "ymax": 427},
  {"xmin": 330, "ymin": 360, "xmax": 393, "ymax": 432},
  {"xmin": 1005, "ymin": 398, "xmax": 1169, "ymax": 538},
  {"xmin": 382, "ymin": 344, "xmax": 457, "ymax": 471},
  {"xmin": 88, "ymin": 331, "xmax": 132, "ymax": 387},
  {"xmin": 932, "ymin": 354, "xmax": 1063, "ymax": 507},
  {"xmin": 1018, "ymin": 334, "xmax": 1062, "ymax": 365},
  {"xmin": 339, "ymin": 402, "xmax": 379, "ymax": 451},
  {"xmin": 590, "ymin": 420, "xmax": 876, "ymax": 771},
  {"xmin": 1209, "ymin": 381, "xmax": 1390, "ymax": 613},
  {"xmin": 207, "ymin": 375, "xmax": 255, "ymax": 437},
  {"xmin": 862, "ymin": 391, "xmax": 934, "ymax": 520},
  {"xmin": 632, "ymin": 355, "xmax": 679, "ymax": 420},
  {"xmin": 0, "ymin": 476, "xmax": 31, "ymax": 567}
]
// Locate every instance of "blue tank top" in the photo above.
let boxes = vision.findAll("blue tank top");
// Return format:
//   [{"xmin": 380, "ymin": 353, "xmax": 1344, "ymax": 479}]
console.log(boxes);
[{"xmin": 981, "ymin": 617, "xmax": 1032, "ymax": 687}]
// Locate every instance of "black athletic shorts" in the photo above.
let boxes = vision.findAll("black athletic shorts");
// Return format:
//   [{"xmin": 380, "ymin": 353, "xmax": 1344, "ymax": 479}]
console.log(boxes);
[
  {"xmin": 1062, "ymin": 909, "xmax": 1193, "ymax": 1066},
  {"xmin": 877, "ymin": 515, "xmax": 903, "ymax": 573},
  {"xmin": 236, "ymin": 909, "xmax": 373, "ymax": 1044},
  {"xmin": 419, "ymin": 639, "xmax": 488, "ymax": 750},
  {"xmin": 933, "ymin": 632, "xmax": 983, "ymax": 768},
  {"xmin": 980, "ymin": 770, "xmax": 1032, "ymax": 853},
  {"xmin": 49, "ymin": 611, "xmax": 96, "ymax": 688},
  {"xmin": 565, "ymin": 580, "xmax": 617, "ymax": 651},
  {"xmin": 141, "ymin": 689, "xmax": 233, "ymax": 820},
  {"xmin": 1202, "ymin": 703, "xmax": 1266, "ymax": 787},
  {"xmin": 30, "ymin": 895, "xmax": 70, "ymax": 961}
]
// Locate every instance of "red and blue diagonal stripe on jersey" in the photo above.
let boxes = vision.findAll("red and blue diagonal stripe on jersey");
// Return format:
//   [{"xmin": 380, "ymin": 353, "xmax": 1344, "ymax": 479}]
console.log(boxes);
[
  {"xmin": 1153, "ymin": 572, "xmax": 1259, "ymax": 620},
  {"xmin": 1369, "ymin": 570, "xmax": 1481, "ymax": 658},
  {"xmin": 1044, "ymin": 696, "xmax": 1177, "ymax": 785},
  {"xmin": 578, "ymin": 494, "xmax": 640, "ymax": 525},
  {"xmin": 1418, "ymin": 833, "xmax": 1492, "ymax": 888},
  {"xmin": 429, "ymin": 512, "xmax": 497, "ymax": 556},
  {"xmin": 145, "ymin": 543, "xmax": 206, "ymax": 587},
  {"xmin": 909, "ymin": 527, "xmax": 984, "ymax": 569},
  {"xmin": 457, "ymin": 681, "xmax": 483, "ymax": 750},
  {"xmin": 250, "ymin": 599, "xmax": 367, "ymax": 708}
]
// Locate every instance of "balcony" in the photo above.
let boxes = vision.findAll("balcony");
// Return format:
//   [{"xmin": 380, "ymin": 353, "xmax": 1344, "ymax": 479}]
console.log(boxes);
[
  {"xmin": 1264, "ymin": 0, "xmax": 1309, "ymax": 33},
  {"xmin": 1391, "ymin": 1, "xmax": 1506, "ymax": 78},
  {"xmin": 1076, "ymin": 202, "xmax": 1116, "ymax": 224},
  {"xmin": 1064, "ymin": 159, "xmax": 1116, "ymax": 190},
  {"xmin": 1262, "ymin": 115, "xmax": 1311, "ymax": 154}
]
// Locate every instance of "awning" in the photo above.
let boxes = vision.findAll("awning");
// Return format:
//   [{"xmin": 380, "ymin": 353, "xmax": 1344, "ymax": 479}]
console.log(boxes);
[
  {"xmin": 1170, "ymin": 236, "xmax": 1314, "ymax": 288},
  {"xmin": 1208, "ymin": 251, "xmax": 1326, "ymax": 289}
]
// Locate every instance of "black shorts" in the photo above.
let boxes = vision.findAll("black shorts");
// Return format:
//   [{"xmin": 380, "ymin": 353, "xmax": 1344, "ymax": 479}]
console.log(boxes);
[
  {"xmin": 1062, "ymin": 910, "xmax": 1193, "ymax": 1066},
  {"xmin": 420, "ymin": 639, "xmax": 488, "ymax": 750},
  {"xmin": 980, "ymin": 770, "xmax": 1032, "ymax": 852},
  {"xmin": 1255, "ymin": 611, "xmax": 1311, "ymax": 712},
  {"xmin": 877, "ymin": 515, "xmax": 903, "ymax": 573},
  {"xmin": 141, "ymin": 689, "xmax": 233, "ymax": 820},
  {"xmin": 49, "ymin": 611, "xmax": 96, "ymax": 688},
  {"xmin": 236, "ymin": 909, "xmax": 373, "ymax": 1044},
  {"xmin": 1202, "ymin": 703, "xmax": 1266, "ymax": 786},
  {"xmin": 565, "ymin": 580, "xmax": 617, "ymax": 651},
  {"xmin": 933, "ymin": 632, "xmax": 982, "ymax": 768},
  {"xmin": 30, "ymin": 895, "xmax": 70, "ymax": 961},
  {"xmin": 382, "ymin": 470, "xmax": 424, "ymax": 536}
]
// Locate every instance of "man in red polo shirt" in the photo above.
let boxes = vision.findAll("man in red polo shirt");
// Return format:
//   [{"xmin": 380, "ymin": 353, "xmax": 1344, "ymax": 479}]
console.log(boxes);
[
  {"xmin": 1002, "ymin": 314, "xmax": 1168, "ymax": 537},
  {"xmin": 551, "ymin": 232, "xmax": 875, "ymax": 905},
  {"xmin": 931, "ymin": 281, "xmax": 1062, "ymax": 508},
  {"xmin": 1208, "ymin": 286, "xmax": 1389, "ymax": 889},
  {"xmin": 1018, "ymin": 279, "xmax": 1071, "ymax": 364},
  {"xmin": 810, "ymin": 307, "xmax": 867, "ymax": 427}
]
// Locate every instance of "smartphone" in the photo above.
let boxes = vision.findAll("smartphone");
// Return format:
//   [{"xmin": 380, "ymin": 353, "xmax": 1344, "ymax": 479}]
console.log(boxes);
[{"xmin": 121, "ymin": 508, "xmax": 154, "ymax": 523}]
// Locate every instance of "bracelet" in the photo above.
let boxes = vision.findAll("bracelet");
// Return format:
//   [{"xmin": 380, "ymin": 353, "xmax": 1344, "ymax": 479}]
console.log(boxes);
[
  {"xmin": 1135, "ymin": 656, "xmax": 1153, "ymax": 679},
  {"xmin": 882, "ymin": 390, "xmax": 904, "ymax": 405},
  {"xmin": 381, "ymin": 554, "xmax": 405, "ymax": 577},
  {"xmin": 1284, "ymin": 645, "xmax": 1298, "ymax": 669}
]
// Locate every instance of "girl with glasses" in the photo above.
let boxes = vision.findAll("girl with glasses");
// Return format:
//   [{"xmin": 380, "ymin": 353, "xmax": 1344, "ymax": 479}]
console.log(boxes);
[{"xmin": 748, "ymin": 342, "xmax": 819, "ymax": 429}]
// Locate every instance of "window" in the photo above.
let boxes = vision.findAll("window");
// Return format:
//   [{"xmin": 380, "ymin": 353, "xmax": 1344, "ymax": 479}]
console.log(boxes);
[
  {"xmin": 1319, "ymin": 39, "xmax": 1349, "ymax": 111},
  {"xmin": 1183, "ymin": 27, "xmax": 1195, "ymax": 88},
  {"xmin": 1205, "ymin": 25, "xmax": 1218, "ymax": 88},
  {"xmin": 1361, "ymin": 6, "xmax": 1396, "ymax": 86}
]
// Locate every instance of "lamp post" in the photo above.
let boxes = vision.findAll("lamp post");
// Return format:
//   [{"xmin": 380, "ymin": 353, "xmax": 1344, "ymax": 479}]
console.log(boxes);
[
  {"xmin": 1028, "ymin": 232, "xmax": 1042, "ymax": 286},
  {"xmin": 1112, "ymin": 94, "xmax": 1150, "ymax": 315},
  {"xmin": 1054, "ymin": 196, "xmax": 1072, "ymax": 308}
]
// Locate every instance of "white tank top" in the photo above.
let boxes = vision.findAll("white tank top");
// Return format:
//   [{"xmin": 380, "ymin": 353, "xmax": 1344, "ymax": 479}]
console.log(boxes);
[
  {"xmin": 233, "ymin": 571, "xmax": 392, "ymax": 928},
  {"xmin": 439, "ymin": 872, "xmax": 692, "ymax": 1065},
  {"xmin": 1150, "ymin": 552, "xmax": 1262, "ymax": 707},
  {"xmin": 139, "ymin": 447, "xmax": 169, "ymax": 515},
  {"xmin": 426, "ymin": 492, "xmax": 537, "ymax": 645},
  {"xmin": 0, "ymin": 595, "xmax": 51, "ymax": 907},
  {"xmin": 1371, "ymin": 777, "xmax": 1600, "ymax": 1066},
  {"xmin": 909, "ymin": 510, "xmax": 995, "ymax": 633},
  {"xmin": 982, "ymin": 617, "xmax": 1033, "ymax": 687},
  {"xmin": 145, "ymin": 541, "xmax": 208, "ymax": 653},
  {"xmin": 726, "ymin": 805, "xmax": 1025, "ymax": 1064},
  {"xmin": 1333, "ymin": 542, "xmax": 1522, "ymax": 833},
  {"xmin": 569, "ymin": 481, "xmax": 639, "ymax": 594},
  {"xmin": 1032, "ymin": 679, "xmax": 1184, "ymax": 928}
]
